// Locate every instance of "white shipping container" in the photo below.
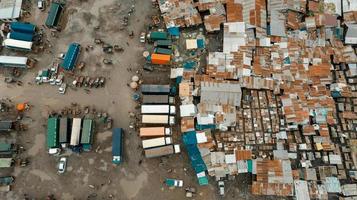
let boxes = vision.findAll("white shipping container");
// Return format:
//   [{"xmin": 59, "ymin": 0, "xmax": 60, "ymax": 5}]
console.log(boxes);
[
  {"xmin": 141, "ymin": 105, "xmax": 175, "ymax": 114},
  {"xmin": 142, "ymin": 137, "xmax": 172, "ymax": 149},
  {"xmin": 142, "ymin": 115, "xmax": 175, "ymax": 125},
  {"xmin": 70, "ymin": 118, "xmax": 81, "ymax": 146},
  {"xmin": 0, "ymin": 56, "xmax": 28, "ymax": 67},
  {"xmin": 3, "ymin": 39, "xmax": 32, "ymax": 51},
  {"xmin": 139, "ymin": 127, "xmax": 171, "ymax": 137}
]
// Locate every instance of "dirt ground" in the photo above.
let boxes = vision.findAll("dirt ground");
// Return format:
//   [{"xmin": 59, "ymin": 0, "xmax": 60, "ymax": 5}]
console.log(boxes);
[{"xmin": 0, "ymin": 1, "xmax": 284, "ymax": 200}]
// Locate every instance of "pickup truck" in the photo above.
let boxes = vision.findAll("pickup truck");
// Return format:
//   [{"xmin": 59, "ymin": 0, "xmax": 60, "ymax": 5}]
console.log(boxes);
[{"xmin": 165, "ymin": 178, "xmax": 183, "ymax": 187}]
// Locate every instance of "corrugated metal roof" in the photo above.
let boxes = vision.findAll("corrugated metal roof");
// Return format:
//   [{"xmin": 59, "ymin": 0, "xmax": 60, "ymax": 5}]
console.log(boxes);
[
  {"xmin": 294, "ymin": 180, "xmax": 310, "ymax": 200},
  {"xmin": 0, "ymin": 0, "xmax": 22, "ymax": 20},
  {"xmin": 47, "ymin": 117, "xmax": 59, "ymax": 148},
  {"xmin": 61, "ymin": 43, "xmax": 80, "ymax": 70},
  {"xmin": 200, "ymin": 81, "xmax": 242, "ymax": 106},
  {"xmin": 81, "ymin": 119, "xmax": 93, "ymax": 144},
  {"xmin": 45, "ymin": 2, "xmax": 63, "ymax": 27}
]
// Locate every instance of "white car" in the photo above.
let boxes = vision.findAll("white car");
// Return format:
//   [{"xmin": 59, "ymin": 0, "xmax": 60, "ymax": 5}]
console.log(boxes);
[
  {"xmin": 218, "ymin": 181, "xmax": 225, "ymax": 196},
  {"xmin": 48, "ymin": 148, "xmax": 61, "ymax": 155},
  {"xmin": 59, "ymin": 83, "xmax": 67, "ymax": 94},
  {"xmin": 55, "ymin": 74, "xmax": 64, "ymax": 86},
  {"xmin": 37, "ymin": 0, "xmax": 45, "ymax": 11},
  {"xmin": 58, "ymin": 157, "xmax": 67, "ymax": 174}
]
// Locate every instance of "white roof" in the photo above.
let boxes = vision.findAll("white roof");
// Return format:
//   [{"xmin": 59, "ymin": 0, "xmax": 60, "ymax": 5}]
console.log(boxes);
[
  {"xmin": 196, "ymin": 131, "xmax": 208, "ymax": 143},
  {"xmin": 225, "ymin": 154, "xmax": 236, "ymax": 164},
  {"xmin": 0, "ymin": 55, "xmax": 27, "ymax": 65},
  {"xmin": 0, "ymin": 0, "xmax": 22, "ymax": 20},
  {"xmin": 186, "ymin": 39, "xmax": 197, "ymax": 49},
  {"xmin": 180, "ymin": 104, "xmax": 196, "ymax": 117},
  {"xmin": 197, "ymin": 114, "xmax": 214, "ymax": 125},
  {"xmin": 294, "ymin": 180, "xmax": 310, "ymax": 200}
]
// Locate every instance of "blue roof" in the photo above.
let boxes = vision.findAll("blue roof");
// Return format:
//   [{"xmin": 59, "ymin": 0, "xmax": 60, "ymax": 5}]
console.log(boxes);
[
  {"xmin": 112, "ymin": 128, "xmax": 123, "ymax": 156},
  {"xmin": 168, "ymin": 27, "xmax": 180, "ymax": 36},
  {"xmin": 9, "ymin": 31, "xmax": 33, "ymax": 42},
  {"xmin": 46, "ymin": 2, "xmax": 64, "ymax": 27},
  {"xmin": 183, "ymin": 131, "xmax": 207, "ymax": 181},
  {"xmin": 182, "ymin": 131, "xmax": 197, "ymax": 145},
  {"xmin": 183, "ymin": 61, "xmax": 197, "ymax": 69},
  {"xmin": 10, "ymin": 22, "xmax": 35, "ymax": 34},
  {"xmin": 197, "ymin": 39, "xmax": 205, "ymax": 49},
  {"xmin": 61, "ymin": 43, "xmax": 80, "ymax": 70}
]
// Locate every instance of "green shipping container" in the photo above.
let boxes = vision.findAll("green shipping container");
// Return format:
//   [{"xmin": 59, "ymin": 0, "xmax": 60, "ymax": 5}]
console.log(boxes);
[
  {"xmin": 149, "ymin": 32, "xmax": 168, "ymax": 41},
  {"xmin": 47, "ymin": 117, "xmax": 59, "ymax": 148},
  {"xmin": 154, "ymin": 47, "xmax": 172, "ymax": 55}
]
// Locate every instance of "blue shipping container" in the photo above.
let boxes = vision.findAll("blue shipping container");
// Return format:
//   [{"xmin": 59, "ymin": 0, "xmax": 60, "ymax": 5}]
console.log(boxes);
[
  {"xmin": 9, "ymin": 32, "xmax": 33, "ymax": 42},
  {"xmin": 61, "ymin": 43, "xmax": 80, "ymax": 70},
  {"xmin": 10, "ymin": 22, "xmax": 35, "ymax": 34}
]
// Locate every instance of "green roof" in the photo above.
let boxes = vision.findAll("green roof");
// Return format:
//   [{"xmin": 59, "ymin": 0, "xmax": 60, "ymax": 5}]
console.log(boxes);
[
  {"xmin": 47, "ymin": 117, "xmax": 59, "ymax": 148},
  {"xmin": 45, "ymin": 2, "xmax": 63, "ymax": 27},
  {"xmin": 80, "ymin": 119, "xmax": 93, "ymax": 144},
  {"xmin": 0, "ymin": 143, "xmax": 11, "ymax": 152},
  {"xmin": 0, "ymin": 158, "xmax": 12, "ymax": 168}
]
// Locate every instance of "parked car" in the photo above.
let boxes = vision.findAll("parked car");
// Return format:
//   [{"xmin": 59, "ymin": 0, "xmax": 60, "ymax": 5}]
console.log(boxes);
[
  {"xmin": 55, "ymin": 74, "xmax": 64, "ymax": 86},
  {"xmin": 49, "ymin": 74, "xmax": 57, "ymax": 85},
  {"xmin": 58, "ymin": 157, "xmax": 67, "ymax": 174},
  {"xmin": 218, "ymin": 181, "xmax": 225, "ymax": 196},
  {"xmin": 37, "ymin": 0, "xmax": 45, "ymax": 11},
  {"xmin": 48, "ymin": 148, "xmax": 61, "ymax": 155},
  {"xmin": 165, "ymin": 178, "xmax": 183, "ymax": 187},
  {"xmin": 59, "ymin": 83, "xmax": 67, "ymax": 94}
]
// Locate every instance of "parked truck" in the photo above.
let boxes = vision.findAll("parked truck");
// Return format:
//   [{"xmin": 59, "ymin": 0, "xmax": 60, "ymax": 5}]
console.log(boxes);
[
  {"xmin": 142, "ymin": 95, "xmax": 174, "ymax": 104},
  {"xmin": 154, "ymin": 40, "xmax": 172, "ymax": 48},
  {"xmin": 141, "ymin": 84, "xmax": 170, "ymax": 94},
  {"xmin": 112, "ymin": 128, "xmax": 123, "ymax": 164},
  {"xmin": 141, "ymin": 105, "xmax": 176, "ymax": 115},
  {"xmin": 154, "ymin": 47, "xmax": 172, "ymax": 55},
  {"xmin": 147, "ymin": 31, "xmax": 168, "ymax": 41},
  {"xmin": 141, "ymin": 115, "xmax": 175, "ymax": 125},
  {"xmin": 142, "ymin": 137, "xmax": 172, "ymax": 149},
  {"xmin": 145, "ymin": 144, "xmax": 180, "ymax": 158},
  {"xmin": 140, "ymin": 127, "xmax": 171, "ymax": 137}
]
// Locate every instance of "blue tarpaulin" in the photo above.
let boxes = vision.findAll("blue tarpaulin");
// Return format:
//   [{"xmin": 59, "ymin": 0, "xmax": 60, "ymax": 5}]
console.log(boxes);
[
  {"xmin": 168, "ymin": 27, "xmax": 180, "ymax": 36},
  {"xmin": 183, "ymin": 61, "xmax": 197, "ymax": 69},
  {"xmin": 197, "ymin": 39, "xmax": 205, "ymax": 48},
  {"xmin": 61, "ymin": 43, "xmax": 80, "ymax": 70},
  {"xmin": 176, "ymin": 76, "xmax": 182, "ymax": 84},
  {"xmin": 196, "ymin": 124, "xmax": 216, "ymax": 131},
  {"xmin": 9, "ymin": 32, "xmax": 33, "ymax": 41},
  {"xmin": 182, "ymin": 131, "xmax": 197, "ymax": 145},
  {"xmin": 10, "ymin": 22, "xmax": 35, "ymax": 34}
]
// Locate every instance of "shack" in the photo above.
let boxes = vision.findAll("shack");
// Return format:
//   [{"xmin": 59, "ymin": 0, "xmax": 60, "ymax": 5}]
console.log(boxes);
[
  {"xmin": 47, "ymin": 117, "xmax": 59, "ymax": 148},
  {"xmin": 80, "ymin": 119, "xmax": 94, "ymax": 151},
  {"xmin": 61, "ymin": 43, "xmax": 80, "ymax": 70},
  {"xmin": 45, "ymin": 2, "xmax": 64, "ymax": 28}
]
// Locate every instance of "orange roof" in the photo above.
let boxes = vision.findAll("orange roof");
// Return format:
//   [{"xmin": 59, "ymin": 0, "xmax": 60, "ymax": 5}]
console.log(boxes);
[{"xmin": 151, "ymin": 54, "xmax": 170, "ymax": 65}]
